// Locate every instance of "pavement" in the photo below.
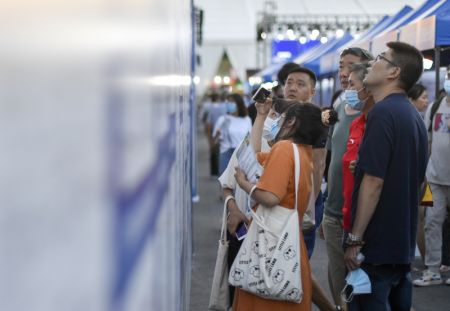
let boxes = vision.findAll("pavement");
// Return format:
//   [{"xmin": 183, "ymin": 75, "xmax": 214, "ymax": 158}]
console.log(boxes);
[{"xmin": 190, "ymin": 127, "xmax": 450, "ymax": 311}]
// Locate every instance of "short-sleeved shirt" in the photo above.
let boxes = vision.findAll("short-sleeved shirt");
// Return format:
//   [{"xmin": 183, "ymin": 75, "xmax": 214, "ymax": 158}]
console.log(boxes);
[
  {"xmin": 324, "ymin": 99, "xmax": 360, "ymax": 218},
  {"xmin": 342, "ymin": 114, "xmax": 366, "ymax": 231},
  {"xmin": 351, "ymin": 93, "xmax": 428, "ymax": 264},
  {"xmin": 207, "ymin": 103, "xmax": 227, "ymax": 127},
  {"xmin": 424, "ymin": 96, "xmax": 450, "ymax": 185},
  {"xmin": 233, "ymin": 140, "xmax": 313, "ymax": 311}
]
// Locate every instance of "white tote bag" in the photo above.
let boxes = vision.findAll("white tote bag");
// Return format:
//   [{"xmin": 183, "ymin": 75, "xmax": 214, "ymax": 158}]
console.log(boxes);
[
  {"xmin": 229, "ymin": 143, "xmax": 303, "ymax": 303},
  {"xmin": 208, "ymin": 199, "xmax": 230, "ymax": 310}
]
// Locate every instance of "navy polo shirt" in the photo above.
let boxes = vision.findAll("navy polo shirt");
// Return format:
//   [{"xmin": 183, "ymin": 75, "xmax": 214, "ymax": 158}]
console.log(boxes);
[{"xmin": 351, "ymin": 93, "xmax": 428, "ymax": 264}]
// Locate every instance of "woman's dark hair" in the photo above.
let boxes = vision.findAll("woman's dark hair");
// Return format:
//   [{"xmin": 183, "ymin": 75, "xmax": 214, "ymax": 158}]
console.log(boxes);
[
  {"xmin": 272, "ymin": 98, "xmax": 294, "ymax": 114},
  {"xmin": 228, "ymin": 93, "xmax": 248, "ymax": 117},
  {"xmin": 279, "ymin": 103, "xmax": 327, "ymax": 146},
  {"xmin": 407, "ymin": 83, "xmax": 427, "ymax": 101}
]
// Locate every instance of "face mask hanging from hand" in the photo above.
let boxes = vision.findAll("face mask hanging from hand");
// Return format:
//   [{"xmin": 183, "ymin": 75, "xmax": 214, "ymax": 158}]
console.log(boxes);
[
  {"xmin": 344, "ymin": 89, "xmax": 366, "ymax": 111},
  {"xmin": 262, "ymin": 116, "xmax": 281, "ymax": 142},
  {"xmin": 341, "ymin": 268, "xmax": 372, "ymax": 303},
  {"xmin": 444, "ymin": 79, "xmax": 450, "ymax": 95}
]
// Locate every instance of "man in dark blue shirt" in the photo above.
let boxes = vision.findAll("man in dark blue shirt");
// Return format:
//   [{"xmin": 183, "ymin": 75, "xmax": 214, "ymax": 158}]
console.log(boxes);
[{"xmin": 344, "ymin": 42, "xmax": 428, "ymax": 311}]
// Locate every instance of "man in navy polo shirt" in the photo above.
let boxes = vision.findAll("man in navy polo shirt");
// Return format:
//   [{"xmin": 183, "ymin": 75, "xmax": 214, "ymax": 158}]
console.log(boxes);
[{"xmin": 343, "ymin": 41, "xmax": 428, "ymax": 311}]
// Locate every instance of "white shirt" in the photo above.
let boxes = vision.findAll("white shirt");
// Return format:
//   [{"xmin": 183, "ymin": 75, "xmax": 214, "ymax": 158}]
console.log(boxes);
[
  {"xmin": 213, "ymin": 115, "xmax": 252, "ymax": 153},
  {"xmin": 424, "ymin": 96, "xmax": 450, "ymax": 186}
]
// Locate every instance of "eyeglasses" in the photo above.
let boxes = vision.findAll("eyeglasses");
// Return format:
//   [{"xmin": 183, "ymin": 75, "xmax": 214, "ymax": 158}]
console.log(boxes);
[{"xmin": 376, "ymin": 54, "xmax": 399, "ymax": 67}]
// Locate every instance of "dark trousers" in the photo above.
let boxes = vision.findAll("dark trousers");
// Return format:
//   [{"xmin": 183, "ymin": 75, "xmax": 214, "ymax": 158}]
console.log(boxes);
[
  {"xmin": 349, "ymin": 263, "xmax": 412, "ymax": 311},
  {"xmin": 442, "ymin": 213, "xmax": 450, "ymax": 266},
  {"xmin": 210, "ymin": 144, "xmax": 219, "ymax": 176},
  {"xmin": 227, "ymin": 229, "xmax": 243, "ymax": 306}
]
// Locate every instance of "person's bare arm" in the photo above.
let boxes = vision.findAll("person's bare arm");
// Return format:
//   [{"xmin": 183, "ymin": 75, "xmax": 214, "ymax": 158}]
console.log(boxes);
[
  {"xmin": 222, "ymin": 188, "xmax": 248, "ymax": 234},
  {"xmin": 312, "ymin": 148, "xmax": 327, "ymax": 199},
  {"xmin": 311, "ymin": 274, "xmax": 336, "ymax": 311},
  {"xmin": 234, "ymin": 167, "xmax": 280, "ymax": 207},
  {"xmin": 344, "ymin": 173, "xmax": 384, "ymax": 270},
  {"xmin": 250, "ymin": 99, "xmax": 272, "ymax": 153}
]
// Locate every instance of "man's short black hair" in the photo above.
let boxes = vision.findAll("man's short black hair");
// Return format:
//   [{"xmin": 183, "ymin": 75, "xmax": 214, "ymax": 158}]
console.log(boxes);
[
  {"xmin": 340, "ymin": 47, "xmax": 374, "ymax": 62},
  {"xmin": 286, "ymin": 66, "xmax": 317, "ymax": 87},
  {"xmin": 387, "ymin": 41, "xmax": 423, "ymax": 91},
  {"xmin": 277, "ymin": 62, "xmax": 300, "ymax": 85}
]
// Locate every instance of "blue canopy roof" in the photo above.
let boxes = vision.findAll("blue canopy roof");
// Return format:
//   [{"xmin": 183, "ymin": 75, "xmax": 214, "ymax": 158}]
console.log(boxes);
[
  {"xmin": 421, "ymin": 0, "xmax": 450, "ymax": 46},
  {"xmin": 319, "ymin": 5, "xmax": 414, "ymax": 76},
  {"xmin": 297, "ymin": 33, "xmax": 353, "ymax": 76}
]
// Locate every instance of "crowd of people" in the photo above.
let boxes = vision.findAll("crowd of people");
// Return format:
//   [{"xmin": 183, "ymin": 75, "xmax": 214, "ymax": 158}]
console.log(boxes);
[{"xmin": 201, "ymin": 41, "xmax": 450, "ymax": 311}]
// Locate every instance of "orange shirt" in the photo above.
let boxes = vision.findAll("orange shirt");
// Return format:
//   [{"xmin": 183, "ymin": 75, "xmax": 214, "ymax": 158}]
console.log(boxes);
[{"xmin": 232, "ymin": 140, "xmax": 313, "ymax": 311}]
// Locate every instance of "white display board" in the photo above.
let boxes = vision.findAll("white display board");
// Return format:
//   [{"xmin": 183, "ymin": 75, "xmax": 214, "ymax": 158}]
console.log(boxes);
[{"xmin": 0, "ymin": 1, "xmax": 193, "ymax": 310}]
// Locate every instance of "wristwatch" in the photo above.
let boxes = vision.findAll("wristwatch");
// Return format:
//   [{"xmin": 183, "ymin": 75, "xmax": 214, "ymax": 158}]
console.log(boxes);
[
  {"xmin": 345, "ymin": 232, "xmax": 365, "ymax": 246},
  {"xmin": 336, "ymin": 305, "xmax": 343, "ymax": 311}
]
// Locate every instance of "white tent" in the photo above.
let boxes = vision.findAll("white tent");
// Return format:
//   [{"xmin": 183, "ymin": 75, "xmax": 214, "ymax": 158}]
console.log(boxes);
[{"xmin": 194, "ymin": 0, "xmax": 424, "ymax": 95}]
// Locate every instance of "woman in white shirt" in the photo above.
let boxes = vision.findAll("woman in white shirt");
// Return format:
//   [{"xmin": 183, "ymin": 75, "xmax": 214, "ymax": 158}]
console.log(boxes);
[{"xmin": 213, "ymin": 93, "xmax": 252, "ymax": 175}]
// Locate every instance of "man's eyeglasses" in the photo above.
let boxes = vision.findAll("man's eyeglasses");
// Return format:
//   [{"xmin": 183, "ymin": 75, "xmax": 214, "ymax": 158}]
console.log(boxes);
[{"xmin": 376, "ymin": 54, "xmax": 399, "ymax": 67}]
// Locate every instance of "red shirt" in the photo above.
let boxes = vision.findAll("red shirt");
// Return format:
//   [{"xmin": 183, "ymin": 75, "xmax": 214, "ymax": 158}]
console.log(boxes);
[{"xmin": 342, "ymin": 115, "xmax": 367, "ymax": 231}]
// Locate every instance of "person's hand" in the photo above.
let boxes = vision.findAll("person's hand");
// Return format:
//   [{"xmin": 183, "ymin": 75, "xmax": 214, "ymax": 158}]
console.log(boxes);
[
  {"xmin": 255, "ymin": 98, "xmax": 272, "ymax": 116},
  {"xmin": 321, "ymin": 109, "xmax": 331, "ymax": 125},
  {"xmin": 234, "ymin": 167, "xmax": 248, "ymax": 188},
  {"xmin": 317, "ymin": 223, "xmax": 325, "ymax": 240},
  {"xmin": 344, "ymin": 245, "xmax": 362, "ymax": 271},
  {"xmin": 349, "ymin": 160, "xmax": 357, "ymax": 174},
  {"xmin": 226, "ymin": 200, "xmax": 248, "ymax": 234}
]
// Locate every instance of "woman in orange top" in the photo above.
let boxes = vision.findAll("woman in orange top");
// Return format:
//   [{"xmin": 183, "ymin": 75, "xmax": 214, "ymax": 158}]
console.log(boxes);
[{"xmin": 234, "ymin": 103, "xmax": 327, "ymax": 311}]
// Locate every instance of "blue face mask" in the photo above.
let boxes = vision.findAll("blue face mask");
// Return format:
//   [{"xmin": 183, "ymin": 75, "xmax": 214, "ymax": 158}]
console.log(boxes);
[
  {"xmin": 262, "ymin": 116, "xmax": 281, "ymax": 142},
  {"xmin": 226, "ymin": 101, "xmax": 237, "ymax": 114},
  {"xmin": 345, "ymin": 89, "xmax": 366, "ymax": 111},
  {"xmin": 444, "ymin": 79, "xmax": 450, "ymax": 95},
  {"xmin": 341, "ymin": 268, "xmax": 372, "ymax": 302}
]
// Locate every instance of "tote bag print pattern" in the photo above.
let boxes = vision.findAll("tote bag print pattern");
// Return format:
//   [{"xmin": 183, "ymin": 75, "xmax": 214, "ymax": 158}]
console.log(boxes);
[{"xmin": 229, "ymin": 143, "xmax": 302, "ymax": 303}]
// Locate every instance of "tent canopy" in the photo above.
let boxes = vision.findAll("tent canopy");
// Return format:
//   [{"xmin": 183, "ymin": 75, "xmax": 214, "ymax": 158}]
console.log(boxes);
[{"xmin": 319, "ymin": 5, "xmax": 414, "ymax": 76}]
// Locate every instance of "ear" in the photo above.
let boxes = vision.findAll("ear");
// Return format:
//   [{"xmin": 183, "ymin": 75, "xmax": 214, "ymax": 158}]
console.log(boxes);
[
  {"xmin": 387, "ymin": 66, "xmax": 401, "ymax": 82},
  {"xmin": 286, "ymin": 117, "xmax": 296, "ymax": 128}
]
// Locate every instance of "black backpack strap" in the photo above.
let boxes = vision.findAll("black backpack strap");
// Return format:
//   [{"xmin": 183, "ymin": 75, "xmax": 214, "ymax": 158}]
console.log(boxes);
[{"xmin": 428, "ymin": 96, "xmax": 444, "ymax": 133}]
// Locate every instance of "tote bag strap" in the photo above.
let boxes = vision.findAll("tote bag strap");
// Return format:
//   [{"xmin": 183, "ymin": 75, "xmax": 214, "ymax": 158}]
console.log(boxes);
[
  {"xmin": 292, "ymin": 143, "xmax": 300, "ymax": 215},
  {"xmin": 221, "ymin": 196, "xmax": 234, "ymax": 242}
]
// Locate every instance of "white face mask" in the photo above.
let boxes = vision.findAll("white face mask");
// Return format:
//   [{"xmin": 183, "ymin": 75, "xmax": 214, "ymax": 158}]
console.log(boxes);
[
  {"xmin": 262, "ymin": 116, "xmax": 281, "ymax": 142},
  {"xmin": 444, "ymin": 79, "xmax": 450, "ymax": 95},
  {"xmin": 341, "ymin": 268, "xmax": 372, "ymax": 303}
]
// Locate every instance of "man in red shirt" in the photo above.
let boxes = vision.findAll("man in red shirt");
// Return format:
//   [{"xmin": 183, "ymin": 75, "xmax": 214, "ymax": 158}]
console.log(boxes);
[{"xmin": 342, "ymin": 63, "xmax": 375, "ymax": 232}]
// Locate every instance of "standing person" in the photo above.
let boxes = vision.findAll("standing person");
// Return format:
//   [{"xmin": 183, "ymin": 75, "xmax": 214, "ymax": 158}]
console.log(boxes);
[
  {"xmin": 218, "ymin": 98, "xmax": 294, "ymax": 306},
  {"xmin": 343, "ymin": 42, "xmax": 427, "ymax": 310},
  {"xmin": 341, "ymin": 63, "xmax": 375, "ymax": 235},
  {"xmin": 214, "ymin": 94, "xmax": 252, "ymax": 175},
  {"xmin": 413, "ymin": 66, "xmax": 450, "ymax": 286},
  {"xmin": 407, "ymin": 83, "xmax": 429, "ymax": 264},
  {"xmin": 206, "ymin": 93, "xmax": 227, "ymax": 176},
  {"xmin": 321, "ymin": 47, "xmax": 373, "ymax": 306},
  {"xmin": 233, "ymin": 103, "xmax": 327, "ymax": 311},
  {"xmin": 408, "ymin": 83, "xmax": 429, "ymax": 113}
]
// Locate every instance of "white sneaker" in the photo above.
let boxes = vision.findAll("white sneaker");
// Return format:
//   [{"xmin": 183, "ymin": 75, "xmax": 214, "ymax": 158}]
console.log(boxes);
[
  {"xmin": 413, "ymin": 270, "xmax": 443, "ymax": 287},
  {"xmin": 446, "ymin": 278, "xmax": 450, "ymax": 285}
]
